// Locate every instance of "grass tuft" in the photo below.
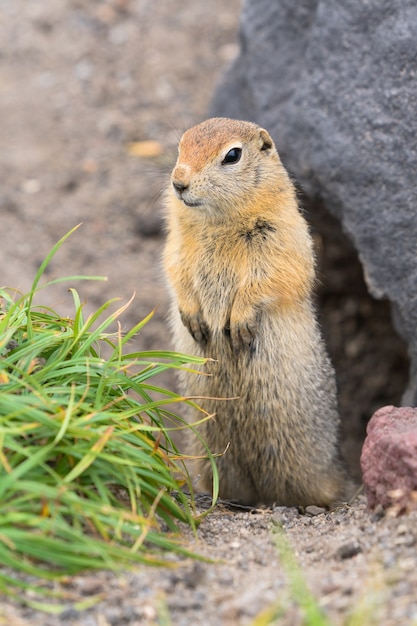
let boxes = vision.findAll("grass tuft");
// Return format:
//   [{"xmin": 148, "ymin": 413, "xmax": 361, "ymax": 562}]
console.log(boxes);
[{"xmin": 0, "ymin": 226, "xmax": 216, "ymax": 603}]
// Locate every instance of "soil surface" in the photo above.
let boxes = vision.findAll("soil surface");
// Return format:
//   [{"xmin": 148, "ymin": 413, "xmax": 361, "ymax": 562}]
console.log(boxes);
[{"xmin": 0, "ymin": 2, "xmax": 415, "ymax": 624}]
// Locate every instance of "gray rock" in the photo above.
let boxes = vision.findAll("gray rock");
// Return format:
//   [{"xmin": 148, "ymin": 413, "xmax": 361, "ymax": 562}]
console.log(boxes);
[{"xmin": 211, "ymin": 0, "xmax": 417, "ymax": 403}]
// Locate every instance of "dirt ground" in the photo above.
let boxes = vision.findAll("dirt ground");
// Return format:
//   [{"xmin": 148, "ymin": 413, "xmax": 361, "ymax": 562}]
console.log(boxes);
[{"xmin": 1, "ymin": 1, "xmax": 415, "ymax": 624}]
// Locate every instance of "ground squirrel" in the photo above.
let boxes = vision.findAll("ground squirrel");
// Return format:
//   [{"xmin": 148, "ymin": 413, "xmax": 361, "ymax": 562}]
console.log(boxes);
[{"xmin": 163, "ymin": 117, "xmax": 351, "ymax": 507}]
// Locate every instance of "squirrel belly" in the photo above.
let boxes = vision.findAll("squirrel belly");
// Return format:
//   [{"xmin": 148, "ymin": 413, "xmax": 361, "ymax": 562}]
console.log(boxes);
[
  {"xmin": 163, "ymin": 117, "xmax": 352, "ymax": 507},
  {"xmin": 169, "ymin": 281, "xmax": 347, "ymax": 507}
]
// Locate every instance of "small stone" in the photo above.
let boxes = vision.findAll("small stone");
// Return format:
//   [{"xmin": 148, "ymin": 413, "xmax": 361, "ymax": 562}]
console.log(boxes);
[
  {"xmin": 394, "ymin": 535, "xmax": 416, "ymax": 547},
  {"xmin": 183, "ymin": 562, "xmax": 206, "ymax": 589},
  {"xmin": 398, "ymin": 557, "xmax": 416, "ymax": 572},
  {"xmin": 142, "ymin": 604, "xmax": 157, "ymax": 620},
  {"xmin": 75, "ymin": 59, "xmax": 93, "ymax": 82},
  {"xmin": 336, "ymin": 541, "xmax": 362, "ymax": 560},
  {"xmin": 271, "ymin": 513, "xmax": 285, "ymax": 528},
  {"xmin": 5, "ymin": 339, "xmax": 18, "ymax": 352},
  {"xmin": 21, "ymin": 179, "xmax": 41, "ymax": 194},
  {"xmin": 305, "ymin": 505, "xmax": 327, "ymax": 516},
  {"xmin": 61, "ymin": 177, "xmax": 79, "ymax": 193},
  {"xmin": 0, "ymin": 195, "xmax": 19, "ymax": 214},
  {"xmin": 370, "ymin": 504, "xmax": 385, "ymax": 522},
  {"xmin": 78, "ymin": 577, "xmax": 104, "ymax": 595},
  {"xmin": 59, "ymin": 607, "xmax": 80, "ymax": 621},
  {"xmin": 134, "ymin": 213, "xmax": 163, "ymax": 238}
]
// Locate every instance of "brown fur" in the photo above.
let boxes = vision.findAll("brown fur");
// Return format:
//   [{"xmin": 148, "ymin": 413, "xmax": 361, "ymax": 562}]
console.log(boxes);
[{"xmin": 163, "ymin": 117, "xmax": 351, "ymax": 507}]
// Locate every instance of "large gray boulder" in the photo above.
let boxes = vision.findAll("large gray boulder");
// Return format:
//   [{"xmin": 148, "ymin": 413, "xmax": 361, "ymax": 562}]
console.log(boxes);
[{"xmin": 211, "ymin": 0, "xmax": 417, "ymax": 404}]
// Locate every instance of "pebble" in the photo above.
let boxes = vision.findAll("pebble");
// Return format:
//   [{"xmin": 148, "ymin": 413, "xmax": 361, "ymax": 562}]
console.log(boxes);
[
  {"xmin": 0, "ymin": 194, "xmax": 19, "ymax": 213},
  {"xmin": 183, "ymin": 562, "xmax": 206, "ymax": 589},
  {"xmin": 21, "ymin": 179, "xmax": 41, "ymax": 194},
  {"xmin": 75, "ymin": 59, "xmax": 94, "ymax": 81},
  {"xmin": 336, "ymin": 541, "xmax": 362, "ymax": 560},
  {"xmin": 134, "ymin": 213, "xmax": 164, "ymax": 238},
  {"xmin": 305, "ymin": 505, "xmax": 327, "ymax": 516}
]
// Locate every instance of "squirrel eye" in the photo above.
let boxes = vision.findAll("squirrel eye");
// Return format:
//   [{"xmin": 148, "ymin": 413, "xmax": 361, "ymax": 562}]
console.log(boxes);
[{"xmin": 222, "ymin": 147, "xmax": 242, "ymax": 165}]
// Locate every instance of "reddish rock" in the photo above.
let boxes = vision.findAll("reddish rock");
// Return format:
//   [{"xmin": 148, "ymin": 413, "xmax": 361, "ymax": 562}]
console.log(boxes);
[{"xmin": 360, "ymin": 405, "xmax": 417, "ymax": 512}]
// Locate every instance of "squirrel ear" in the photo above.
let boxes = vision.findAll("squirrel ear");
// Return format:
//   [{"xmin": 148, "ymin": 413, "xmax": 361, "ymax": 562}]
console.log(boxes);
[{"xmin": 258, "ymin": 129, "xmax": 274, "ymax": 152}]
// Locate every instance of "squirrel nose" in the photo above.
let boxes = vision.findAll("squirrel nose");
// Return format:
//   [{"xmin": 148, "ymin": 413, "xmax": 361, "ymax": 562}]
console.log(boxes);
[{"xmin": 172, "ymin": 180, "xmax": 188, "ymax": 195}]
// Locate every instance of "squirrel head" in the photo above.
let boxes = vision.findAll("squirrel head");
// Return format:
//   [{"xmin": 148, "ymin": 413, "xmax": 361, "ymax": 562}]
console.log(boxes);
[{"xmin": 170, "ymin": 118, "xmax": 289, "ymax": 218}]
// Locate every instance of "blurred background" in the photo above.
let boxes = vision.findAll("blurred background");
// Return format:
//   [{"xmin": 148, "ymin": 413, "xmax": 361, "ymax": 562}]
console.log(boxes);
[{"xmin": 0, "ymin": 0, "xmax": 241, "ymax": 337}]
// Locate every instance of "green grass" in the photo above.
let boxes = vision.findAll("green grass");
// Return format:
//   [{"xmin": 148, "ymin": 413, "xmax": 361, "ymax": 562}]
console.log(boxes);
[
  {"xmin": 251, "ymin": 526, "xmax": 332, "ymax": 626},
  {"xmin": 0, "ymin": 225, "xmax": 218, "ymax": 605},
  {"xmin": 252, "ymin": 526, "xmax": 394, "ymax": 626}
]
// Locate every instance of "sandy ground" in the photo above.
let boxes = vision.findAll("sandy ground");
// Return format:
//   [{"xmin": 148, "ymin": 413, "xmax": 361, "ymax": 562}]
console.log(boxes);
[{"xmin": 1, "ymin": 1, "xmax": 416, "ymax": 624}]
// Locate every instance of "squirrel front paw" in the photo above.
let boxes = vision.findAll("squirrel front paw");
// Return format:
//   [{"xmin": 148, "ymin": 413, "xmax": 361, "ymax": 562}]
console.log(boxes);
[
  {"xmin": 180, "ymin": 310, "xmax": 211, "ymax": 345},
  {"xmin": 227, "ymin": 310, "xmax": 260, "ymax": 354}
]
